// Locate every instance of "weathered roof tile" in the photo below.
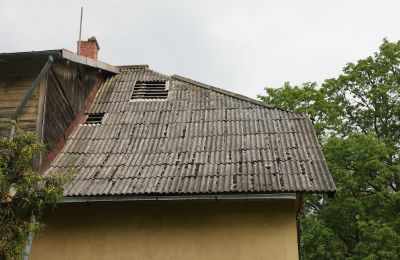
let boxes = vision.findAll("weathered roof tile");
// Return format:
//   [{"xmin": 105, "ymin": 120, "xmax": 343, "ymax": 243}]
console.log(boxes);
[{"xmin": 47, "ymin": 66, "xmax": 336, "ymax": 197}]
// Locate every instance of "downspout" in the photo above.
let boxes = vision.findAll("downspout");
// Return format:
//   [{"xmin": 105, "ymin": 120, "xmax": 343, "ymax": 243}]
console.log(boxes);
[
  {"xmin": 296, "ymin": 193, "xmax": 304, "ymax": 259},
  {"xmin": 7, "ymin": 55, "xmax": 54, "ymax": 260}
]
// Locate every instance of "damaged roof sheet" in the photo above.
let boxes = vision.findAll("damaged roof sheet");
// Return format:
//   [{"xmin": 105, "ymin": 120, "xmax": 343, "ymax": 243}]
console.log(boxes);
[{"xmin": 47, "ymin": 65, "xmax": 336, "ymax": 197}]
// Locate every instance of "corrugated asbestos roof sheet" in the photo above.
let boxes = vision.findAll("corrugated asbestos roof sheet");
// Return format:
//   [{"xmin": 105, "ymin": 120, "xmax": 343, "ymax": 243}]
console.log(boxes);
[{"xmin": 47, "ymin": 65, "xmax": 336, "ymax": 197}]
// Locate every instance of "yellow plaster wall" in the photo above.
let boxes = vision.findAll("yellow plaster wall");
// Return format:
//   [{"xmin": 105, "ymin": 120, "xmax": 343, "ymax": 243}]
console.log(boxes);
[{"xmin": 31, "ymin": 200, "xmax": 299, "ymax": 260}]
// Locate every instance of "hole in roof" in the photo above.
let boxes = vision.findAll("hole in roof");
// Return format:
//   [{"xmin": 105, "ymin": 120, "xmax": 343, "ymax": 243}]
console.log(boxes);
[
  {"xmin": 84, "ymin": 113, "xmax": 105, "ymax": 125},
  {"xmin": 131, "ymin": 80, "xmax": 169, "ymax": 100}
]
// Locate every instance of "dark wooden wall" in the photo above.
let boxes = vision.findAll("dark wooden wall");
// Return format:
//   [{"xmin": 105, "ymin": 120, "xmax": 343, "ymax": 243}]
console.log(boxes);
[{"xmin": 43, "ymin": 62, "xmax": 104, "ymax": 151}]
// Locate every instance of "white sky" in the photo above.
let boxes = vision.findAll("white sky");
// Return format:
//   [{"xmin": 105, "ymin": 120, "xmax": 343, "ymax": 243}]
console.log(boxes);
[{"xmin": 1, "ymin": 0, "xmax": 400, "ymax": 98}]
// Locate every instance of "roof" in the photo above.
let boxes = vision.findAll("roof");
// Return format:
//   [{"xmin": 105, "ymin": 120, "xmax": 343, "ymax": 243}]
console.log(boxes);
[
  {"xmin": 46, "ymin": 65, "xmax": 336, "ymax": 197},
  {"xmin": 0, "ymin": 49, "xmax": 118, "ymax": 74}
]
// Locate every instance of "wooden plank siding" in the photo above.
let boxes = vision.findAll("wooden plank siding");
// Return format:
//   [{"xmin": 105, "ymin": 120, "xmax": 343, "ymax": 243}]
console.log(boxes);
[
  {"xmin": 0, "ymin": 58, "xmax": 107, "ymax": 168},
  {"xmin": 42, "ymin": 63, "xmax": 104, "ymax": 152},
  {"xmin": 0, "ymin": 56, "xmax": 46, "ymax": 136},
  {"xmin": 0, "ymin": 73, "xmax": 40, "ymax": 136}
]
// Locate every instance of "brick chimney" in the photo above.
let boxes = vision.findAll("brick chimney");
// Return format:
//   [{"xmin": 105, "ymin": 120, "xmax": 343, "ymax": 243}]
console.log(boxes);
[{"xmin": 77, "ymin": 36, "xmax": 100, "ymax": 60}]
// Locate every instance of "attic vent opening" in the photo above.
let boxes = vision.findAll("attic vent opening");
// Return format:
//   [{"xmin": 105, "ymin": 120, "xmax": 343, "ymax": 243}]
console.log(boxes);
[
  {"xmin": 131, "ymin": 81, "xmax": 169, "ymax": 100},
  {"xmin": 84, "ymin": 113, "xmax": 105, "ymax": 125}
]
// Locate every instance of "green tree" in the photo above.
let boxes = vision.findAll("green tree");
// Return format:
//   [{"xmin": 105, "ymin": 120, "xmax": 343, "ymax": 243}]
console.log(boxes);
[
  {"xmin": 0, "ymin": 127, "xmax": 70, "ymax": 260},
  {"xmin": 258, "ymin": 39, "xmax": 400, "ymax": 259}
]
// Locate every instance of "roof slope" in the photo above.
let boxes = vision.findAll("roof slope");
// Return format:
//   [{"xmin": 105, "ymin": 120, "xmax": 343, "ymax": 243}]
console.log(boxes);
[{"xmin": 47, "ymin": 65, "xmax": 336, "ymax": 197}]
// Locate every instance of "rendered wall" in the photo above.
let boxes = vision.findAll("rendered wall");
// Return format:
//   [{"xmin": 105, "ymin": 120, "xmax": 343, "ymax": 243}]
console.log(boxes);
[{"xmin": 31, "ymin": 200, "xmax": 299, "ymax": 260}]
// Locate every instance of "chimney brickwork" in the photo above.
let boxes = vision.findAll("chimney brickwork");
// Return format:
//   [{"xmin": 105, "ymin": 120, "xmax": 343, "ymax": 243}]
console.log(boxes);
[{"xmin": 77, "ymin": 36, "xmax": 100, "ymax": 60}]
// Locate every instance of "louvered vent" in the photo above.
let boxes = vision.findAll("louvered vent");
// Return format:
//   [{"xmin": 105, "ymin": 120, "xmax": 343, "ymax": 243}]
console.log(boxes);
[
  {"xmin": 131, "ymin": 81, "xmax": 168, "ymax": 100},
  {"xmin": 84, "ymin": 113, "xmax": 105, "ymax": 125}
]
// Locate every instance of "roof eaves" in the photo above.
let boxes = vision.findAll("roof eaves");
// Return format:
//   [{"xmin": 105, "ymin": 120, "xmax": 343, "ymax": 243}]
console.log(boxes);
[
  {"xmin": 0, "ymin": 49, "xmax": 119, "ymax": 74},
  {"xmin": 0, "ymin": 49, "xmax": 63, "ymax": 58}
]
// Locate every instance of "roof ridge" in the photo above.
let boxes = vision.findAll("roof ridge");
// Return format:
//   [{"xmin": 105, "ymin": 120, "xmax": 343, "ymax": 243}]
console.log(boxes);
[
  {"xmin": 172, "ymin": 75, "xmax": 299, "ymax": 114},
  {"xmin": 118, "ymin": 64, "xmax": 149, "ymax": 70},
  {"xmin": 117, "ymin": 65, "xmax": 170, "ymax": 81},
  {"xmin": 145, "ymin": 67, "xmax": 170, "ymax": 80}
]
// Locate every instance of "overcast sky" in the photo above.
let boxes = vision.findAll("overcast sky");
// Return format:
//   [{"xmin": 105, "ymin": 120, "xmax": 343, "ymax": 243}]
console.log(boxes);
[{"xmin": 1, "ymin": 0, "xmax": 400, "ymax": 98}]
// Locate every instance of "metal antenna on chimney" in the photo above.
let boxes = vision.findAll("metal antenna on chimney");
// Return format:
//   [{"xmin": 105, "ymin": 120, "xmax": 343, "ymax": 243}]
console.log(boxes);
[{"xmin": 77, "ymin": 7, "xmax": 83, "ymax": 55}]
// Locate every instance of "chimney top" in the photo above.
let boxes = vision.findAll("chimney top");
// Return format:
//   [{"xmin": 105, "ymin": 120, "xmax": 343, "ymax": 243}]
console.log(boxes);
[
  {"xmin": 87, "ymin": 36, "xmax": 100, "ymax": 50},
  {"xmin": 77, "ymin": 36, "xmax": 100, "ymax": 60}
]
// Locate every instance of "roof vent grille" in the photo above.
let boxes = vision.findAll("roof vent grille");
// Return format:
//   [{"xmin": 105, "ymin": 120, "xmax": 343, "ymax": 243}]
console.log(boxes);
[
  {"xmin": 131, "ymin": 81, "xmax": 168, "ymax": 100},
  {"xmin": 84, "ymin": 113, "xmax": 105, "ymax": 125}
]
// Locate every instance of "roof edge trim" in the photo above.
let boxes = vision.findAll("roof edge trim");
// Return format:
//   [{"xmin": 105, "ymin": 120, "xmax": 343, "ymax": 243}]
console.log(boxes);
[
  {"xmin": 61, "ymin": 193, "xmax": 297, "ymax": 203},
  {"xmin": 0, "ymin": 49, "xmax": 63, "ymax": 58},
  {"xmin": 61, "ymin": 49, "xmax": 119, "ymax": 74},
  {"xmin": 172, "ymin": 74, "xmax": 277, "ymax": 109}
]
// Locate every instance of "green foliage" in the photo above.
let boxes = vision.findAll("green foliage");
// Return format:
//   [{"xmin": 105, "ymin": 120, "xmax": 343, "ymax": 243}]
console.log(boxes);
[
  {"xmin": 258, "ymin": 39, "xmax": 400, "ymax": 259},
  {"xmin": 0, "ymin": 127, "xmax": 71, "ymax": 260},
  {"xmin": 300, "ymin": 217, "xmax": 346, "ymax": 259}
]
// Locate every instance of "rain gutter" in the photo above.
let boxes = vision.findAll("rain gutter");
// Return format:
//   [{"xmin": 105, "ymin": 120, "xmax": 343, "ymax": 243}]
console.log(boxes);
[{"xmin": 61, "ymin": 193, "xmax": 297, "ymax": 203}]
